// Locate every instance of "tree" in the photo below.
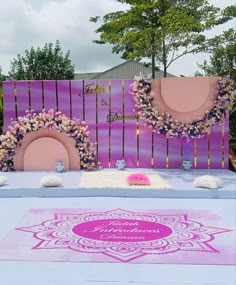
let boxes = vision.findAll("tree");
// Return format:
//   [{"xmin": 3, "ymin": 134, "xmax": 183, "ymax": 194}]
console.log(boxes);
[
  {"xmin": 196, "ymin": 29, "xmax": 236, "ymax": 81},
  {"xmin": 8, "ymin": 41, "xmax": 75, "ymax": 80},
  {"xmin": 90, "ymin": 0, "xmax": 236, "ymax": 78},
  {"xmin": 196, "ymin": 28, "xmax": 236, "ymax": 140},
  {"xmin": 0, "ymin": 65, "xmax": 7, "ymax": 82}
]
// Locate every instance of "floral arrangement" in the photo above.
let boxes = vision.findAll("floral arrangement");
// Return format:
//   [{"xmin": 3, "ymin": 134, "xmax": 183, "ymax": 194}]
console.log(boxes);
[
  {"xmin": 0, "ymin": 109, "xmax": 101, "ymax": 172},
  {"xmin": 131, "ymin": 77, "xmax": 236, "ymax": 139}
]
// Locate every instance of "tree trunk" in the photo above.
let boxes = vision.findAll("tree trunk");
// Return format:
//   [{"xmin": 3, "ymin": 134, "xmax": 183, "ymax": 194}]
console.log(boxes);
[
  {"xmin": 162, "ymin": 34, "xmax": 167, "ymax": 78},
  {"xmin": 151, "ymin": 33, "xmax": 155, "ymax": 79},
  {"xmin": 163, "ymin": 62, "xmax": 167, "ymax": 77},
  {"xmin": 160, "ymin": 0, "xmax": 167, "ymax": 78},
  {"xmin": 151, "ymin": 51, "xmax": 155, "ymax": 79}
]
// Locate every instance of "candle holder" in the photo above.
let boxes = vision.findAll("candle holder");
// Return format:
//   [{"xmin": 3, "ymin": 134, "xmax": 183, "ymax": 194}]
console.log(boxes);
[
  {"xmin": 182, "ymin": 160, "xmax": 192, "ymax": 170},
  {"xmin": 116, "ymin": 159, "xmax": 126, "ymax": 170},
  {"xmin": 55, "ymin": 162, "xmax": 65, "ymax": 172}
]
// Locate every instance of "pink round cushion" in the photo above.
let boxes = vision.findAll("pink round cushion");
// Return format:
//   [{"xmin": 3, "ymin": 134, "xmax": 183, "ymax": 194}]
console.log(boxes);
[{"xmin": 126, "ymin": 173, "xmax": 151, "ymax": 186}]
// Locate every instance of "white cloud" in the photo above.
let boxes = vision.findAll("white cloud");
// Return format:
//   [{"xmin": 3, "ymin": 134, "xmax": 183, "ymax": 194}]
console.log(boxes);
[{"xmin": 0, "ymin": 0, "xmax": 235, "ymax": 76}]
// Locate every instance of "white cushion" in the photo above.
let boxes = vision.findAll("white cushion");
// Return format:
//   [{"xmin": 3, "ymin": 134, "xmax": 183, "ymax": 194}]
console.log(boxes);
[
  {"xmin": 40, "ymin": 175, "xmax": 63, "ymax": 187},
  {"xmin": 0, "ymin": 176, "xmax": 8, "ymax": 186},
  {"xmin": 193, "ymin": 175, "xmax": 223, "ymax": 189}
]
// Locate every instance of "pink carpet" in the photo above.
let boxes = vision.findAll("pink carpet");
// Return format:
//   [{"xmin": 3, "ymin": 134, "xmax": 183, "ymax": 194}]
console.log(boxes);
[{"xmin": 0, "ymin": 208, "xmax": 235, "ymax": 264}]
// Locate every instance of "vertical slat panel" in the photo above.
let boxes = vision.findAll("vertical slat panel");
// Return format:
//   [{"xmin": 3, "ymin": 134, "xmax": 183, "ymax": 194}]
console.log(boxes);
[
  {"xmin": 196, "ymin": 134, "xmax": 209, "ymax": 168},
  {"xmin": 123, "ymin": 124, "xmax": 137, "ymax": 168},
  {"xmin": 224, "ymin": 116, "xmax": 229, "ymax": 169},
  {"xmin": 2, "ymin": 81, "xmax": 16, "ymax": 132},
  {"xmin": 57, "ymin": 80, "xmax": 70, "ymax": 117},
  {"xmin": 139, "ymin": 122, "xmax": 152, "ymax": 168},
  {"xmin": 109, "ymin": 80, "xmax": 123, "ymax": 168},
  {"xmin": 110, "ymin": 124, "xmax": 123, "ymax": 168},
  {"xmin": 182, "ymin": 139, "xmax": 195, "ymax": 167},
  {"xmin": 43, "ymin": 81, "xmax": 57, "ymax": 110},
  {"xmin": 153, "ymin": 133, "xmax": 167, "ymax": 168},
  {"xmin": 168, "ymin": 138, "xmax": 182, "ymax": 168},
  {"xmin": 209, "ymin": 123, "xmax": 223, "ymax": 168},
  {"xmin": 96, "ymin": 80, "xmax": 110, "ymax": 167},
  {"xmin": 83, "ymin": 80, "xmax": 97, "ymax": 149},
  {"xmin": 97, "ymin": 123, "xmax": 110, "ymax": 168},
  {"xmin": 123, "ymin": 80, "xmax": 137, "ymax": 168},
  {"xmin": 16, "ymin": 81, "xmax": 29, "ymax": 117},
  {"xmin": 70, "ymin": 80, "xmax": 83, "ymax": 120},
  {"xmin": 30, "ymin": 81, "xmax": 43, "ymax": 112}
]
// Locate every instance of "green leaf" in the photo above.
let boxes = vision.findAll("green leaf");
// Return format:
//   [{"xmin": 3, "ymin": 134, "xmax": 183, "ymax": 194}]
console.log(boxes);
[
  {"xmin": 90, "ymin": 0, "xmax": 235, "ymax": 77},
  {"xmin": 8, "ymin": 41, "xmax": 75, "ymax": 80}
]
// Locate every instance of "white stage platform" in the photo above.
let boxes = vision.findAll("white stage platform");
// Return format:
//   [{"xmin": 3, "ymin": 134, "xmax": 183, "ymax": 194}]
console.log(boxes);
[
  {"xmin": 0, "ymin": 197, "xmax": 235, "ymax": 285},
  {"xmin": 0, "ymin": 169, "xmax": 235, "ymax": 199}
]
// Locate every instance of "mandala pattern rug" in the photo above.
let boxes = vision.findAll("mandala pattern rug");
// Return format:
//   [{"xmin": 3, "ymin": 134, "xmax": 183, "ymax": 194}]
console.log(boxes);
[{"xmin": 0, "ymin": 208, "xmax": 235, "ymax": 264}]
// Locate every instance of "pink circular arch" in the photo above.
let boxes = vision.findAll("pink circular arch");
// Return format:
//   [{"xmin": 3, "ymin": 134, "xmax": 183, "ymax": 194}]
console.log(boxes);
[{"xmin": 151, "ymin": 77, "xmax": 217, "ymax": 123}]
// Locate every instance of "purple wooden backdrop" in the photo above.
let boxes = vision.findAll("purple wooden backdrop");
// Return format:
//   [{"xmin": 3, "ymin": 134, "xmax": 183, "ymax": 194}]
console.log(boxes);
[
  {"xmin": 168, "ymin": 138, "xmax": 182, "ymax": 168},
  {"xmin": 182, "ymin": 139, "xmax": 195, "ymax": 168},
  {"xmin": 2, "ymin": 81, "xmax": 16, "ymax": 129},
  {"xmin": 139, "ymin": 120, "xmax": 153, "ymax": 168},
  {"xmin": 57, "ymin": 80, "xmax": 71, "ymax": 118},
  {"xmin": 43, "ymin": 81, "xmax": 57, "ymax": 110},
  {"xmin": 224, "ymin": 116, "xmax": 229, "ymax": 169},
  {"xmin": 109, "ymin": 80, "xmax": 124, "ymax": 167},
  {"xmin": 70, "ymin": 80, "xmax": 83, "ymax": 120},
  {"xmin": 153, "ymin": 134, "xmax": 167, "ymax": 168},
  {"xmin": 197, "ymin": 134, "xmax": 209, "ymax": 169},
  {"xmin": 15, "ymin": 81, "xmax": 29, "ymax": 117},
  {"xmin": 2, "ymin": 79, "xmax": 229, "ymax": 169},
  {"xmin": 96, "ymin": 80, "xmax": 110, "ymax": 167},
  {"xmin": 123, "ymin": 80, "xmax": 137, "ymax": 167},
  {"xmin": 210, "ymin": 123, "xmax": 223, "ymax": 169},
  {"xmin": 83, "ymin": 80, "xmax": 97, "ymax": 162},
  {"xmin": 30, "ymin": 81, "xmax": 43, "ymax": 111}
]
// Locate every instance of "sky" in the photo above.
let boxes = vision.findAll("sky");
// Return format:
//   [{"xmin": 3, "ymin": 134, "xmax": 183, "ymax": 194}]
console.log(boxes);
[{"xmin": 0, "ymin": 0, "xmax": 235, "ymax": 77}]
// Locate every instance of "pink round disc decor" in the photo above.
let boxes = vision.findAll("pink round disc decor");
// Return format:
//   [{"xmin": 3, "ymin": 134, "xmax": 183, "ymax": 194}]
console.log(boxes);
[
  {"xmin": 23, "ymin": 137, "xmax": 69, "ymax": 171},
  {"xmin": 72, "ymin": 218, "xmax": 172, "ymax": 242},
  {"xmin": 126, "ymin": 173, "xmax": 151, "ymax": 185},
  {"xmin": 131, "ymin": 77, "xmax": 235, "ymax": 139}
]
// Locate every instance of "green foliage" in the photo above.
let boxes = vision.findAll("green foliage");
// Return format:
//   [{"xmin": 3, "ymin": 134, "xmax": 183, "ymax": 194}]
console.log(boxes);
[
  {"xmin": 196, "ymin": 29, "xmax": 236, "ymax": 80},
  {"xmin": 196, "ymin": 28, "xmax": 236, "ymax": 139},
  {"xmin": 91, "ymin": 0, "xmax": 236, "ymax": 77},
  {"xmin": 8, "ymin": 41, "xmax": 75, "ymax": 80},
  {"xmin": 0, "ymin": 72, "xmax": 7, "ymax": 83}
]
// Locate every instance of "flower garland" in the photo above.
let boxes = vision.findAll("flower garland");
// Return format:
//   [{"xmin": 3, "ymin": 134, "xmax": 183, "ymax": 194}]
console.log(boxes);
[
  {"xmin": 0, "ymin": 109, "xmax": 101, "ymax": 172},
  {"xmin": 131, "ymin": 77, "xmax": 236, "ymax": 139}
]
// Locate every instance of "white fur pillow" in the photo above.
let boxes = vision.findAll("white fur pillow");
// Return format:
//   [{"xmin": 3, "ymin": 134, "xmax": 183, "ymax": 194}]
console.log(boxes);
[
  {"xmin": 193, "ymin": 175, "xmax": 223, "ymax": 189},
  {"xmin": 0, "ymin": 176, "xmax": 8, "ymax": 186},
  {"xmin": 40, "ymin": 175, "xmax": 63, "ymax": 187}
]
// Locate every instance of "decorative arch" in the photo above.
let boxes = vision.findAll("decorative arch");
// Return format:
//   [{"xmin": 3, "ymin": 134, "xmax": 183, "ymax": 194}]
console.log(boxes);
[
  {"xmin": 0, "ymin": 109, "xmax": 100, "ymax": 172},
  {"xmin": 14, "ymin": 129, "xmax": 80, "ymax": 171},
  {"xmin": 131, "ymin": 77, "xmax": 235, "ymax": 139}
]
